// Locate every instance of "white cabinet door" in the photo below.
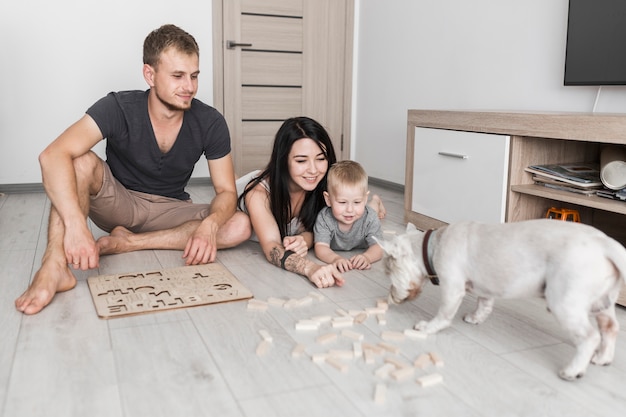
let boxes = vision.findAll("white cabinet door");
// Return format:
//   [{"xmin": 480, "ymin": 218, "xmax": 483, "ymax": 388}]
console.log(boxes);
[{"xmin": 412, "ymin": 127, "xmax": 510, "ymax": 224}]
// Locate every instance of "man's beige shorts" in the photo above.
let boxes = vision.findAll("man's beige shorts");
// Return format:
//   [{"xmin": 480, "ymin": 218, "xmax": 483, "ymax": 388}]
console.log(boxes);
[{"xmin": 89, "ymin": 162, "xmax": 210, "ymax": 233}]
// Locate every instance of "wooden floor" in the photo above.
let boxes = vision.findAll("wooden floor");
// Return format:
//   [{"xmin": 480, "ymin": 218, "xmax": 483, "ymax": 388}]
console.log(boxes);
[{"xmin": 2, "ymin": 183, "xmax": 626, "ymax": 417}]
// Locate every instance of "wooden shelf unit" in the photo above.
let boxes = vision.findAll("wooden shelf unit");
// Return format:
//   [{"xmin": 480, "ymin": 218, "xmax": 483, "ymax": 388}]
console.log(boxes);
[{"xmin": 405, "ymin": 110, "xmax": 626, "ymax": 240}]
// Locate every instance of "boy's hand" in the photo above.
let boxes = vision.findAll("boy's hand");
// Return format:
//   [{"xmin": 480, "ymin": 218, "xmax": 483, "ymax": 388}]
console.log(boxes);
[
  {"xmin": 333, "ymin": 257, "xmax": 353, "ymax": 273},
  {"xmin": 349, "ymin": 254, "xmax": 372, "ymax": 270}
]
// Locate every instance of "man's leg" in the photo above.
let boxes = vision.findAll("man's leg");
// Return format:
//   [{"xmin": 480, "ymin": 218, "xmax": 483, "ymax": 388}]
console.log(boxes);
[
  {"xmin": 15, "ymin": 152, "xmax": 104, "ymax": 314},
  {"xmin": 96, "ymin": 210, "xmax": 251, "ymax": 255}
]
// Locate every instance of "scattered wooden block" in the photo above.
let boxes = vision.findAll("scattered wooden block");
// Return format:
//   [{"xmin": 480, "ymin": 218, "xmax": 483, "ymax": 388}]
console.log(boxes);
[
  {"xmin": 332, "ymin": 316, "xmax": 354, "ymax": 328},
  {"xmin": 404, "ymin": 329, "xmax": 427, "ymax": 340},
  {"xmin": 374, "ymin": 363, "xmax": 396, "ymax": 379},
  {"xmin": 326, "ymin": 356, "xmax": 349, "ymax": 373},
  {"xmin": 311, "ymin": 315, "xmax": 332, "ymax": 324},
  {"xmin": 256, "ymin": 340, "xmax": 271, "ymax": 356},
  {"xmin": 336, "ymin": 308, "xmax": 350, "ymax": 317},
  {"xmin": 376, "ymin": 300, "xmax": 389, "ymax": 311},
  {"xmin": 381, "ymin": 330, "xmax": 405, "ymax": 342},
  {"xmin": 391, "ymin": 367, "xmax": 415, "ymax": 382},
  {"xmin": 316, "ymin": 332, "xmax": 338, "ymax": 345},
  {"xmin": 328, "ymin": 349, "xmax": 354, "ymax": 360},
  {"xmin": 378, "ymin": 342, "xmax": 400, "ymax": 355},
  {"xmin": 292, "ymin": 344, "xmax": 306, "ymax": 358},
  {"xmin": 354, "ymin": 312, "xmax": 368, "ymax": 324},
  {"xmin": 258, "ymin": 329, "xmax": 273, "ymax": 342},
  {"xmin": 374, "ymin": 383, "xmax": 387, "ymax": 405},
  {"xmin": 247, "ymin": 299, "xmax": 269, "ymax": 311},
  {"xmin": 416, "ymin": 373, "xmax": 443, "ymax": 387},
  {"xmin": 377, "ymin": 314, "xmax": 387, "ymax": 326},
  {"xmin": 353, "ymin": 341, "xmax": 363, "ymax": 358},
  {"xmin": 341, "ymin": 329, "xmax": 364, "ymax": 341},
  {"xmin": 366, "ymin": 307, "xmax": 387, "ymax": 315},
  {"xmin": 413, "ymin": 353, "xmax": 432, "ymax": 369},
  {"xmin": 311, "ymin": 353, "xmax": 327, "ymax": 363},
  {"xmin": 363, "ymin": 349, "xmax": 376, "ymax": 364},
  {"xmin": 384, "ymin": 356, "xmax": 411, "ymax": 369},
  {"xmin": 429, "ymin": 352, "xmax": 444, "ymax": 367},
  {"xmin": 296, "ymin": 320, "xmax": 320, "ymax": 331},
  {"xmin": 296, "ymin": 296, "xmax": 313, "ymax": 307},
  {"xmin": 267, "ymin": 297, "xmax": 286, "ymax": 307},
  {"xmin": 283, "ymin": 298, "xmax": 300, "ymax": 309},
  {"xmin": 362, "ymin": 343, "xmax": 385, "ymax": 355}
]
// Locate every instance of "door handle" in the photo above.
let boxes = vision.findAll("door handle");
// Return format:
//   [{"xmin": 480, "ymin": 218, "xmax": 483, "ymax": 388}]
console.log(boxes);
[{"xmin": 227, "ymin": 40, "xmax": 253, "ymax": 49}]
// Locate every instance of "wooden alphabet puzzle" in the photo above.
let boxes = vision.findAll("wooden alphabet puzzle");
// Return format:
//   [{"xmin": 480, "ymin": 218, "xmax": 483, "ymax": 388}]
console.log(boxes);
[{"xmin": 87, "ymin": 264, "xmax": 253, "ymax": 318}]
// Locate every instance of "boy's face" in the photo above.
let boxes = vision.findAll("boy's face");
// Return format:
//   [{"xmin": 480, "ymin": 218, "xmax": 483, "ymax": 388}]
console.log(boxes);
[{"xmin": 323, "ymin": 185, "xmax": 369, "ymax": 228}]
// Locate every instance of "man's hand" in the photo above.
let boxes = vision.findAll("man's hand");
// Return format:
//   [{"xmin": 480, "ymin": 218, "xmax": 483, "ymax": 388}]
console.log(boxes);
[
  {"xmin": 183, "ymin": 219, "xmax": 219, "ymax": 265},
  {"xmin": 63, "ymin": 221, "xmax": 99, "ymax": 270}
]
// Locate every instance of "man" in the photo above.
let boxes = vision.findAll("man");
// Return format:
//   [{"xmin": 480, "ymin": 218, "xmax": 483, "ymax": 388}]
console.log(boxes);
[{"xmin": 15, "ymin": 24, "xmax": 250, "ymax": 315}]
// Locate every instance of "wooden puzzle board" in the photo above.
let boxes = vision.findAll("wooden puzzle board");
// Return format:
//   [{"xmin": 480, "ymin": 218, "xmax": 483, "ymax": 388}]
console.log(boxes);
[{"xmin": 87, "ymin": 264, "xmax": 253, "ymax": 319}]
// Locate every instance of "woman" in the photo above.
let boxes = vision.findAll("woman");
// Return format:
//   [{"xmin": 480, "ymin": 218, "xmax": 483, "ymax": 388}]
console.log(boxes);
[{"xmin": 239, "ymin": 117, "xmax": 344, "ymax": 288}]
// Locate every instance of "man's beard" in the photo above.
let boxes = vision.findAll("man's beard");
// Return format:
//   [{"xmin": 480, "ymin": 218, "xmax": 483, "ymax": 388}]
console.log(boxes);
[{"xmin": 155, "ymin": 90, "xmax": 192, "ymax": 111}]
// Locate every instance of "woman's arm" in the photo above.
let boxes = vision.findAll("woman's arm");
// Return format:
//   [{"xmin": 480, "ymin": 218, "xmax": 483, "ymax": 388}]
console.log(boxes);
[{"xmin": 244, "ymin": 184, "xmax": 344, "ymax": 287}]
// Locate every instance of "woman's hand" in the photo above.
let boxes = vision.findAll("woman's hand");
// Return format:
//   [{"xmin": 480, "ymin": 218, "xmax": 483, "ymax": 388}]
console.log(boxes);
[
  {"xmin": 283, "ymin": 235, "xmax": 308, "ymax": 257},
  {"xmin": 308, "ymin": 263, "xmax": 345, "ymax": 288}
]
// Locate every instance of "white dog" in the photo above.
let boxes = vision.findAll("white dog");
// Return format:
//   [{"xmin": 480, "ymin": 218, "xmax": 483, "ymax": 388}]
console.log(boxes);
[{"xmin": 377, "ymin": 219, "xmax": 626, "ymax": 380}]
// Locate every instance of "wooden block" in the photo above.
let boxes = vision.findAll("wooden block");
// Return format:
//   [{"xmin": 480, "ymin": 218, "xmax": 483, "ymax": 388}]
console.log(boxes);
[
  {"xmin": 354, "ymin": 312, "xmax": 368, "ymax": 324},
  {"xmin": 381, "ymin": 331, "xmax": 405, "ymax": 342},
  {"xmin": 332, "ymin": 316, "xmax": 354, "ymax": 328},
  {"xmin": 378, "ymin": 342, "xmax": 400, "ymax": 355},
  {"xmin": 336, "ymin": 308, "xmax": 350, "ymax": 317},
  {"xmin": 283, "ymin": 298, "xmax": 300, "ymax": 309},
  {"xmin": 316, "ymin": 332, "xmax": 338, "ymax": 345},
  {"xmin": 247, "ymin": 299, "xmax": 269, "ymax": 311},
  {"xmin": 296, "ymin": 320, "xmax": 320, "ymax": 331},
  {"xmin": 413, "ymin": 353, "xmax": 432, "ymax": 369},
  {"xmin": 311, "ymin": 315, "xmax": 332, "ymax": 324},
  {"xmin": 348, "ymin": 309, "xmax": 364, "ymax": 316},
  {"xmin": 416, "ymin": 373, "xmax": 443, "ymax": 387},
  {"xmin": 391, "ymin": 367, "xmax": 415, "ymax": 382},
  {"xmin": 258, "ymin": 329, "xmax": 273, "ymax": 342},
  {"xmin": 267, "ymin": 297, "xmax": 286, "ymax": 307},
  {"xmin": 363, "ymin": 349, "xmax": 376, "ymax": 364},
  {"xmin": 296, "ymin": 296, "xmax": 313, "ymax": 307},
  {"xmin": 256, "ymin": 340, "xmax": 271, "ymax": 356},
  {"xmin": 292, "ymin": 344, "xmax": 306, "ymax": 358},
  {"xmin": 326, "ymin": 356, "xmax": 349, "ymax": 373},
  {"xmin": 404, "ymin": 329, "xmax": 427, "ymax": 340},
  {"xmin": 353, "ymin": 341, "xmax": 363, "ymax": 358},
  {"xmin": 429, "ymin": 352, "xmax": 444, "ymax": 367},
  {"xmin": 374, "ymin": 363, "xmax": 396, "ymax": 378},
  {"xmin": 341, "ymin": 329, "xmax": 364, "ymax": 341},
  {"xmin": 377, "ymin": 314, "xmax": 387, "ymax": 326},
  {"xmin": 376, "ymin": 299, "xmax": 389, "ymax": 310},
  {"xmin": 312, "ymin": 353, "xmax": 327, "ymax": 364},
  {"xmin": 374, "ymin": 383, "xmax": 387, "ymax": 405},
  {"xmin": 366, "ymin": 307, "xmax": 387, "ymax": 315},
  {"xmin": 328, "ymin": 349, "xmax": 354, "ymax": 360},
  {"xmin": 384, "ymin": 356, "xmax": 411, "ymax": 369},
  {"xmin": 362, "ymin": 343, "xmax": 384, "ymax": 355}
]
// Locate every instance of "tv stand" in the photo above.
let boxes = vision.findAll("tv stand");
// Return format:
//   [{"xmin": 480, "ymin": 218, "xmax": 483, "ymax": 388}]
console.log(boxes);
[{"xmin": 405, "ymin": 110, "xmax": 626, "ymax": 305}]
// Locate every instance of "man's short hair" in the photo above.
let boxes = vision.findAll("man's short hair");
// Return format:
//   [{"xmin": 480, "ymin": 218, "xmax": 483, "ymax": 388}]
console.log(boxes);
[
  {"xmin": 327, "ymin": 160, "xmax": 369, "ymax": 195},
  {"xmin": 143, "ymin": 24, "xmax": 199, "ymax": 68}
]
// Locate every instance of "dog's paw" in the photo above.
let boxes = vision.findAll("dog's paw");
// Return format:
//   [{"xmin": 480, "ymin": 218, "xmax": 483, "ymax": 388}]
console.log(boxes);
[
  {"xmin": 591, "ymin": 352, "xmax": 613, "ymax": 366},
  {"xmin": 558, "ymin": 368, "xmax": 584, "ymax": 381},
  {"xmin": 463, "ymin": 313, "xmax": 481, "ymax": 324},
  {"xmin": 414, "ymin": 321, "xmax": 430, "ymax": 332}
]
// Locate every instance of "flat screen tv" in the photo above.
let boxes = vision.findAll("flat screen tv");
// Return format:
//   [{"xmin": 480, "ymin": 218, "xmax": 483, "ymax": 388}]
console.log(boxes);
[{"xmin": 564, "ymin": 0, "xmax": 626, "ymax": 86}]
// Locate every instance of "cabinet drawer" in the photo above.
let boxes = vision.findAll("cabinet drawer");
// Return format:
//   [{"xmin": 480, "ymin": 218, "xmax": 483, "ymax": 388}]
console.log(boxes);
[{"xmin": 412, "ymin": 127, "xmax": 510, "ymax": 224}]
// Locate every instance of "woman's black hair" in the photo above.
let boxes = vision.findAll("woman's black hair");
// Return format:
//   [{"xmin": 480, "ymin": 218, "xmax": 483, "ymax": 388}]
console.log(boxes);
[{"xmin": 238, "ymin": 116, "xmax": 337, "ymax": 239}]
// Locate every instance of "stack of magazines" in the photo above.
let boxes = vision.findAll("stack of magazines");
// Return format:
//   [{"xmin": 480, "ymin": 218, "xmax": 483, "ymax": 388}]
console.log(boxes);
[{"xmin": 525, "ymin": 162, "xmax": 603, "ymax": 196}]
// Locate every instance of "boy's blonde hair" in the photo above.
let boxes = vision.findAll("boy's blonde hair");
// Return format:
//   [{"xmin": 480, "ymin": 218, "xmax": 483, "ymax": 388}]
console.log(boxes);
[{"xmin": 326, "ymin": 160, "xmax": 369, "ymax": 195}]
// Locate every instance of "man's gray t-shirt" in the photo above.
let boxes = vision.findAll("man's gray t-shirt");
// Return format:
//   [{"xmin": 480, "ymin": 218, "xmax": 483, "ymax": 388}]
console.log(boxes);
[{"xmin": 314, "ymin": 206, "xmax": 383, "ymax": 250}]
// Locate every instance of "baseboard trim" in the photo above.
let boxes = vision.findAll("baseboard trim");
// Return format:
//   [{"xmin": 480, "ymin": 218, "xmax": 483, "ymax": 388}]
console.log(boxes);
[
  {"xmin": 0, "ymin": 183, "xmax": 45, "ymax": 194},
  {"xmin": 368, "ymin": 176, "xmax": 404, "ymax": 193}
]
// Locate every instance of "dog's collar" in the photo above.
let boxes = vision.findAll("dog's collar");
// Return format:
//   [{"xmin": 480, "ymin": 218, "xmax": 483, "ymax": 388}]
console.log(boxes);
[{"xmin": 422, "ymin": 229, "xmax": 440, "ymax": 286}]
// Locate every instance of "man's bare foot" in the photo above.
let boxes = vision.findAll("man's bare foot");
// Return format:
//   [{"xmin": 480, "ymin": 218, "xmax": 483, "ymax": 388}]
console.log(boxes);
[
  {"xmin": 369, "ymin": 194, "xmax": 387, "ymax": 219},
  {"xmin": 97, "ymin": 226, "xmax": 134, "ymax": 255},
  {"xmin": 15, "ymin": 262, "xmax": 77, "ymax": 315}
]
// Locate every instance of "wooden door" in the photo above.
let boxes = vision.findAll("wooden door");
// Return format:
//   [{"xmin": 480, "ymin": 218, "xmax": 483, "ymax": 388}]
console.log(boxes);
[{"xmin": 213, "ymin": 0, "xmax": 354, "ymax": 175}]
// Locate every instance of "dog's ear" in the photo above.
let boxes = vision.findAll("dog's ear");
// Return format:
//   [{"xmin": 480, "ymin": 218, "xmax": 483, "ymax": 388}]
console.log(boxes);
[
  {"xmin": 373, "ymin": 236, "xmax": 391, "ymax": 255},
  {"xmin": 406, "ymin": 222, "xmax": 418, "ymax": 233}
]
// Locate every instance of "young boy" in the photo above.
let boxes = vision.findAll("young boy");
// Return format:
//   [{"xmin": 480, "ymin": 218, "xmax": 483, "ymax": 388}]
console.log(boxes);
[{"xmin": 314, "ymin": 160, "xmax": 384, "ymax": 272}]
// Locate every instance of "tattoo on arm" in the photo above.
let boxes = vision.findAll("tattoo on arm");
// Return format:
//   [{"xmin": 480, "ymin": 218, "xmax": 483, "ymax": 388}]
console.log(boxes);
[{"xmin": 270, "ymin": 245, "xmax": 308, "ymax": 276}]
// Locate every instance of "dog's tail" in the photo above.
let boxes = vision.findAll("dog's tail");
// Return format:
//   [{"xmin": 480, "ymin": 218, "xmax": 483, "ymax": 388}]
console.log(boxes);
[{"xmin": 605, "ymin": 237, "xmax": 626, "ymax": 287}]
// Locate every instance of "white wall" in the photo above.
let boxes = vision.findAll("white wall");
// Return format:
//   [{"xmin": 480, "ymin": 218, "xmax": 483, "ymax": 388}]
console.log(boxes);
[
  {"xmin": 0, "ymin": 0, "xmax": 213, "ymax": 185},
  {"xmin": 353, "ymin": 0, "xmax": 626, "ymax": 185},
  {"xmin": 4, "ymin": 1, "xmax": 626, "ymax": 187}
]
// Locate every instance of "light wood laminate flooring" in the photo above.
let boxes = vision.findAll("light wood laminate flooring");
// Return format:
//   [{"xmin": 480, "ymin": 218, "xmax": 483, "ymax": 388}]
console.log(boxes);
[{"xmin": 1, "ymin": 184, "xmax": 626, "ymax": 417}]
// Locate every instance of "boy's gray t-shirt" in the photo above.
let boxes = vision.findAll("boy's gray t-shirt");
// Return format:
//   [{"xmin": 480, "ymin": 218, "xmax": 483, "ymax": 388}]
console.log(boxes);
[{"xmin": 314, "ymin": 206, "xmax": 383, "ymax": 250}]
